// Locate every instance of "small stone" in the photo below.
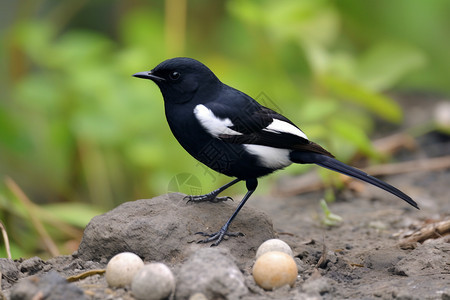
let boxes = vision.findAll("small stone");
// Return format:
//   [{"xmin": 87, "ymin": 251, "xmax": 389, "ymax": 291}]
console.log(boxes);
[
  {"xmin": 434, "ymin": 101, "xmax": 450, "ymax": 128},
  {"xmin": 175, "ymin": 248, "xmax": 248, "ymax": 299},
  {"xmin": 105, "ymin": 252, "xmax": 144, "ymax": 288},
  {"xmin": 252, "ymin": 251, "xmax": 298, "ymax": 290},
  {"xmin": 18, "ymin": 256, "xmax": 45, "ymax": 275},
  {"xmin": 189, "ymin": 292, "xmax": 208, "ymax": 300},
  {"xmin": 327, "ymin": 251, "xmax": 338, "ymax": 264},
  {"xmin": 294, "ymin": 257, "xmax": 307, "ymax": 273},
  {"xmin": 256, "ymin": 239, "xmax": 293, "ymax": 258},
  {"xmin": 0, "ymin": 259, "xmax": 19, "ymax": 289},
  {"xmin": 10, "ymin": 271, "xmax": 85, "ymax": 300},
  {"xmin": 132, "ymin": 263, "xmax": 175, "ymax": 300},
  {"xmin": 394, "ymin": 289, "xmax": 415, "ymax": 300},
  {"xmin": 442, "ymin": 289, "xmax": 450, "ymax": 300},
  {"xmin": 302, "ymin": 276, "xmax": 333, "ymax": 295}
]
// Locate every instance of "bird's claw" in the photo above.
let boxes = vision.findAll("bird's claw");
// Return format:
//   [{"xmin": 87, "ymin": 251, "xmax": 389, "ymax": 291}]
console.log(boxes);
[
  {"xmin": 184, "ymin": 195, "xmax": 232, "ymax": 204},
  {"xmin": 195, "ymin": 230, "xmax": 244, "ymax": 246}
]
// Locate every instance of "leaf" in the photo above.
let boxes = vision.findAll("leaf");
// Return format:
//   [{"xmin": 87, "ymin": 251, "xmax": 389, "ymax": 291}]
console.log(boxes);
[
  {"xmin": 226, "ymin": 1, "xmax": 264, "ymax": 26},
  {"xmin": 320, "ymin": 74, "xmax": 403, "ymax": 123},
  {"xmin": 320, "ymin": 199, "xmax": 342, "ymax": 226},
  {"xmin": 329, "ymin": 117, "xmax": 378, "ymax": 158},
  {"xmin": 356, "ymin": 42, "xmax": 427, "ymax": 90},
  {"xmin": 298, "ymin": 97, "xmax": 339, "ymax": 123},
  {"xmin": 42, "ymin": 203, "xmax": 104, "ymax": 228}
]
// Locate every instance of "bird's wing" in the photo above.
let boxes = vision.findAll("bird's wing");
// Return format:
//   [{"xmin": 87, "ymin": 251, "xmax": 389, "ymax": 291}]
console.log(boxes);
[{"xmin": 194, "ymin": 101, "xmax": 334, "ymax": 157}]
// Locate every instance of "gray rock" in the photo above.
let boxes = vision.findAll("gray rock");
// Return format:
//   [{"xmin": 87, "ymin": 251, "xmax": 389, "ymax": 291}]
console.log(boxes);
[
  {"xmin": 175, "ymin": 248, "xmax": 248, "ymax": 300},
  {"xmin": 10, "ymin": 271, "xmax": 85, "ymax": 300},
  {"xmin": 18, "ymin": 256, "xmax": 45, "ymax": 275},
  {"xmin": 442, "ymin": 288, "xmax": 450, "ymax": 300},
  {"xmin": 78, "ymin": 193, "xmax": 274, "ymax": 266},
  {"xmin": 393, "ymin": 237, "xmax": 450, "ymax": 276},
  {"xmin": 302, "ymin": 276, "xmax": 334, "ymax": 296},
  {"xmin": 393, "ymin": 290, "xmax": 419, "ymax": 300},
  {"xmin": 294, "ymin": 257, "xmax": 307, "ymax": 273},
  {"xmin": 0, "ymin": 258, "xmax": 19, "ymax": 289}
]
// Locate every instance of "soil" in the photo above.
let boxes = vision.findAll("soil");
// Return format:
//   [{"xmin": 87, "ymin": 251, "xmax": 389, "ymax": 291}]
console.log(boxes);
[{"xmin": 1, "ymin": 94, "xmax": 449, "ymax": 300}]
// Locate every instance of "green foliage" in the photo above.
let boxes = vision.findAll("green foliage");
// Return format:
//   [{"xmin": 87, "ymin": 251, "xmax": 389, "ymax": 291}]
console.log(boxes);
[
  {"xmin": 320, "ymin": 198, "xmax": 342, "ymax": 226},
  {"xmin": 1, "ymin": 0, "xmax": 449, "ymax": 257}
]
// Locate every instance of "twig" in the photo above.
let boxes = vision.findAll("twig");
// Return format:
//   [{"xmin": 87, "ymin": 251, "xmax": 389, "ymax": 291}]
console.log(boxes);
[
  {"xmin": 5, "ymin": 177, "xmax": 60, "ymax": 257},
  {"xmin": 316, "ymin": 242, "xmax": 327, "ymax": 268},
  {"xmin": 0, "ymin": 220, "xmax": 11, "ymax": 259},
  {"xmin": 66, "ymin": 269, "xmax": 106, "ymax": 282},
  {"xmin": 398, "ymin": 219, "xmax": 450, "ymax": 249},
  {"xmin": 371, "ymin": 132, "xmax": 417, "ymax": 154},
  {"xmin": 361, "ymin": 155, "xmax": 450, "ymax": 177}
]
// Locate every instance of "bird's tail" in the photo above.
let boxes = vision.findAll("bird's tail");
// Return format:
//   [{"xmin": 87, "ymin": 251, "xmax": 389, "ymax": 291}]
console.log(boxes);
[{"xmin": 289, "ymin": 151, "xmax": 419, "ymax": 209}]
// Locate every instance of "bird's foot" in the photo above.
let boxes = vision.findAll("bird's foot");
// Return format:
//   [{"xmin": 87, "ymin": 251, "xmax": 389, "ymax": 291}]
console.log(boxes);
[
  {"xmin": 196, "ymin": 227, "xmax": 244, "ymax": 246},
  {"xmin": 184, "ymin": 194, "xmax": 232, "ymax": 204}
]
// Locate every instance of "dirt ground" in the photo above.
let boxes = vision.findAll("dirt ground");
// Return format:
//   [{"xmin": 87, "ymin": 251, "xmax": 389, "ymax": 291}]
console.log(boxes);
[
  {"xmin": 252, "ymin": 168, "xmax": 450, "ymax": 299},
  {"xmin": 1, "ymin": 95, "xmax": 449, "ymax": 299}
]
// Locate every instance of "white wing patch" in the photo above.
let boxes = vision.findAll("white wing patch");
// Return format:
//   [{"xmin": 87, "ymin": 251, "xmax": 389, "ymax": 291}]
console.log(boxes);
[
  {"xmin": 194, "ymin": 104, "xmax": 242, "ymax": 138},
  {"xmin": 264, "ymin": 119, "xmax": 308, "ymax": 140},
  {"xmin": 244, "ymin": 145, "xmax": 292, "ymax": 169}
]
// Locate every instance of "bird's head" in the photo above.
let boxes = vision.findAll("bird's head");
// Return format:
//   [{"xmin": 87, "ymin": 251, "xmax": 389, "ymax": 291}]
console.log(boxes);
[{"xmin": 133, "ymin": 57, "xmax": 220, "ymax": 104}]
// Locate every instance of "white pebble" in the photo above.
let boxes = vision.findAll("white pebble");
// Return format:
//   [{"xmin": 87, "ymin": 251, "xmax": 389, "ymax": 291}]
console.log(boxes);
[
  {"xmin": 132, "ymin": 263, "xmax": 175, "ymax": 300},
  {"xmin": 105, "ymin": 252, "xmax": 144, "ymax": 288},
  {"xmin": 256, "ymin": 239, "xmax": 293, "ymax": 258},
  {"xmin": 434, "ymin": 101, "xmax": 450, "ymax": 128},
  {"xmin": 252, "ymin": 251, "xmax": 298, "ymax": 290}
]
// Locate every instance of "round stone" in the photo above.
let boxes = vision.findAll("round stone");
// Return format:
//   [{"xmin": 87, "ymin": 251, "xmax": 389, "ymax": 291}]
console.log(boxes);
[
  {"xmin": 131, "ymin": 263, "xmax": 175, "ymax": 300},
  {"xmin": 256, "ymin": 239, "xmax": 293, "ymax": 259},
  {"xmin": 105, "ymin": 252, "xmax": 144, "ymax": 288},
  {"xmin": 252, "ymin": 251, "xmax": 298, "ymax": 290}
]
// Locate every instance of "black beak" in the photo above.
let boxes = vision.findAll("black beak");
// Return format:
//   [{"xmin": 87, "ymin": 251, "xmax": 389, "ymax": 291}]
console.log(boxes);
[{"xmin": 132, "ymin": 71, "xmax": 165, "ymax": 82}]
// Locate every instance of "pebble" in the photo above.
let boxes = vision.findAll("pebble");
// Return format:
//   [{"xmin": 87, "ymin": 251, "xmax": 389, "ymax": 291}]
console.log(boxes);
[
  {"xmin": 105, "ymin": 252, "xmax": 144, "ymax": 288},
  {"xmin": 175, "ymin": 248, "xmax": 248, "ymax": 299},
  {"xmin": 252, "ymin": 251, "xmax": 298, "ymax": 290},
  {"xmin": 256, "ymin": 239, "xmax": 294, "ymax": 258},
  {"xmin": 131, "ymin": 263, "xmax": 175, "ymax": 300}
]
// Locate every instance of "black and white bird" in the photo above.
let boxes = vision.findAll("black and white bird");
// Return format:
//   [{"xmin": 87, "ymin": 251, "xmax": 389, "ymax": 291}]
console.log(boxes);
[{"xmin": 133, "ymin": 57, "xmax": 418, "ymax": 246}]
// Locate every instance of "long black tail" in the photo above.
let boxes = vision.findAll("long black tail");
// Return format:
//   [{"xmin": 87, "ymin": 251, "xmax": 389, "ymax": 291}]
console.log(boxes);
[{"xmin": 290, "ymin": 151, "xmax": 419, "ymax": 209}]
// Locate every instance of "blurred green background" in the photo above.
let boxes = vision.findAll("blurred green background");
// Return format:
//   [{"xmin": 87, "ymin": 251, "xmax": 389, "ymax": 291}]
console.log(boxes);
[{"xmin": 1, "ymin": 0, "xmax": 450, "ymax": 258}]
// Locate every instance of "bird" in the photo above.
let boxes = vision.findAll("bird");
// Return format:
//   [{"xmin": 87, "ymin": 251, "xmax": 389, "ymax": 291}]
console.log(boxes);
[{"xmin": 133, "ymin": 57, "xmax": 418, "ymax": 246}]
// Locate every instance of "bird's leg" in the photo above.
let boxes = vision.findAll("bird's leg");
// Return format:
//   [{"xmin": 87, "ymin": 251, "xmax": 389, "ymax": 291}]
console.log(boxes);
[
  {"xmin": 196, "ymin": 178, "xmax": 258, "ymax": 246},
  {"xmin": 185, "ymin": 178, "xmax": 241, "ymax": 203}
]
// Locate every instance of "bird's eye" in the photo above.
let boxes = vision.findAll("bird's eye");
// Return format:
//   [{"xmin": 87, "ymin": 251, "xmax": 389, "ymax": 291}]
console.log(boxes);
[{"xmin": 169, "ymin": 71, "xmax": 180, "ymax": 81}]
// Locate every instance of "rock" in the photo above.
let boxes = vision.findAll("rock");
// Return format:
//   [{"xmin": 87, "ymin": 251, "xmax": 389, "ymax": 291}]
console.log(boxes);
[
  {"xmin": 18, "ymin": 256, "xmax": 45, "ymax": 275},
  {"xmin": 175, "ymin": 248, "xmax": 248, "ymax": 299},
  {"xmin": 78, "ymin": 193, "xmax": 274, "ymax": 266},
  {"xmin": 294, "ymin": 257, "xmax": 307, "ymax": 273},
  {"xmin": 442, "ymin": 288, "xmax": 450, "ymax": 300},
  {"xmin": 393, "ymin": 237, "xmax": 450, "ymax": 276},
  {"xmin": 0, "ymin": 258, "xmax": 20, "ymax": 289},
  {"xmin": 10, "ymin": 271, "xmax": 85, "ymax": 300},
  {"xmin": 393, "ymin": 289, "xmax": 419, "ymax": 300},
  {"xmin": 302, "ymin": 276, "xmax": 334, "ymax": 296}
]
